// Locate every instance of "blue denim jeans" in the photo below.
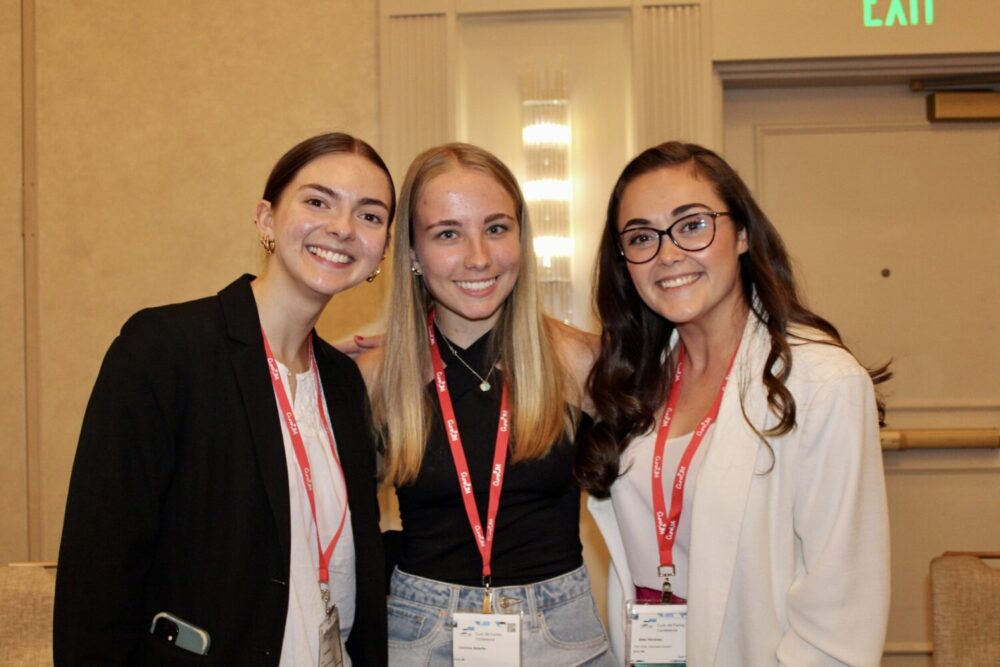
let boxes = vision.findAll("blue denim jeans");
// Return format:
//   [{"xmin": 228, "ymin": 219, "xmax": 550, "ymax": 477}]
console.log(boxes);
[{"xmin": 388, "ymin": 565, "xmax": 616, "ymax": 666}]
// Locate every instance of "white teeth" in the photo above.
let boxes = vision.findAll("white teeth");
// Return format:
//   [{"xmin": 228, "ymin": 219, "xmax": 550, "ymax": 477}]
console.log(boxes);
[
  {"xmin": 456, "ymin": 278, "xmax": 497, "ymax": 291},
  {"xmin": 658, "ymin": 274, "xmax": 699, "ymax": 289},
  {"xmin": 309, "ymin": 247, "xmax": 351, "ymax": 264}
]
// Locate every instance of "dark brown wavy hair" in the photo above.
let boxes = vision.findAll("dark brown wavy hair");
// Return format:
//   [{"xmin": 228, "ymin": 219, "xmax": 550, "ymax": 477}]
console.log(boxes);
[{"xmin": 576, "ymin": 141, "xmax": 890, "ymax": 498}]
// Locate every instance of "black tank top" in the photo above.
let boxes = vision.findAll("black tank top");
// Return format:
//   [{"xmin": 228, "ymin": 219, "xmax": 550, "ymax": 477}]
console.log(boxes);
[{"xmin": 395, "ymin": 326, "xmax": 583, "ymax": 586}]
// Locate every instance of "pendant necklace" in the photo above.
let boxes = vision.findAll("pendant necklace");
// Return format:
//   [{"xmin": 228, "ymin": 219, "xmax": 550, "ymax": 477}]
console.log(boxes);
[{"xmin": 438, "ymin": 330, "xmax": 500, "ymax": 392}]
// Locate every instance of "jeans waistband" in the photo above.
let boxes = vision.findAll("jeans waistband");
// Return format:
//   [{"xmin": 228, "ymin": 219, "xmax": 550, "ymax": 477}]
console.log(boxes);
[{"xmin": 390, "ymin": 564, "xmax": 592, "ymax": 613}]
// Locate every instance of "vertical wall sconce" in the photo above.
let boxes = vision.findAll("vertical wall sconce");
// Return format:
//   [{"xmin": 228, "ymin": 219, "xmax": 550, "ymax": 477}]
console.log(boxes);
[{"xmin": 521, "ymin": 66, "xmax": 573, "ymax": 321}]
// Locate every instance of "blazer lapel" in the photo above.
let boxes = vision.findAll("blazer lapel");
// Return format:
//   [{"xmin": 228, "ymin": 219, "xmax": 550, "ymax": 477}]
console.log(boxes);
[
  {"xmin": 686, "ymin": 314, "xmax": 771, "ymax": 665},
  {"xmin": 220, "ymin": 275, "xmax": 292, "ymax": 572}
]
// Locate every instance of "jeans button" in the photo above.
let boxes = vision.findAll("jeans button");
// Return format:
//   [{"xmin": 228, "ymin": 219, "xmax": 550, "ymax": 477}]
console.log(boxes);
[{"xmin": 498, "ymin": 595, "xmax": 520, "ymax": 610}]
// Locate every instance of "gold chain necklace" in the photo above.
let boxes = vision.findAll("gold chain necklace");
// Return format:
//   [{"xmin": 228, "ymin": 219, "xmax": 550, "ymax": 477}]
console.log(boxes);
[{"xmin": 438, "ymin": 331, "xmax": 500, "ymax": 392}]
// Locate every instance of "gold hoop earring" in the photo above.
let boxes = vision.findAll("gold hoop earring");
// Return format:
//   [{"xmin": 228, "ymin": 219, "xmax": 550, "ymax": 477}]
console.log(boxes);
[
  {"xmin": 259, "ymin": 236, "xmax": 275, "ymax": 255},
  {"xmin": 411, "ymin": 264, "xmax": 423, "ymax": 277},
  {"xmin": 366, "ymin": 266, "xmax": 382, "ymax": 283}
]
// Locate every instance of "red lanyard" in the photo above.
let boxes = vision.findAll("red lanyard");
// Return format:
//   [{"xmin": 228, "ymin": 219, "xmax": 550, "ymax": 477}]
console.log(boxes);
[
  {"xmin": 262, "ymin": 330, "xmax": 348, "ymax": 586},
  {"xmin": 651, "ymin": 342, "xmax": 740, "ymax": 576},
  {"xmin": 427, "ymin": 311, "xmax": 510, "ymax": 584}
]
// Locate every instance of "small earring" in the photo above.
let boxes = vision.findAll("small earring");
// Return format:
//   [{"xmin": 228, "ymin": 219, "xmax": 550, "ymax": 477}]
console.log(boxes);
[
  {"xmin": 366, "ymin": 266, "xmax": 382, "ymax": 283},
  {"xmin": 259, "ymin": 235, "xmax": 275, "ymax": 255},
  {"xmin": 411, "ymin": 264, "xmax": 423, "ymax": 277}
]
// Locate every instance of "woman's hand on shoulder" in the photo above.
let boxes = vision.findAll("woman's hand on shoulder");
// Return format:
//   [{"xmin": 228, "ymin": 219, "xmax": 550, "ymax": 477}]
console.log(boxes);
[
  {"xmin": 354, "ymin": 346, "xmax": 385, "ymax": 396},
  {"xmin": 333, "ymin": 333, "xmax": 385, "ymax": 359},
  {"xmin": 546, "ymin": 317, "xmax": 600, "ymax": 415}
]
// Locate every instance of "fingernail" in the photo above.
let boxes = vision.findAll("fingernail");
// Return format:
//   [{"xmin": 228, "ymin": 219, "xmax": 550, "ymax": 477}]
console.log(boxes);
[{"xmin": 355, "ymin": 335, "xmax": 365, "ymax": 341}]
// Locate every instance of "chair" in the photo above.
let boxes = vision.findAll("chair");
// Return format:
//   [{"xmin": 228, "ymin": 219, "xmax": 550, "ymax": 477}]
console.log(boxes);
[
  {"xmin": 0, "ymin": 562, "xmax": 56, "ymax": 666},
  {"xmin": 930, "ymin": 552, "xmax": 1000, "ymax": 666}
]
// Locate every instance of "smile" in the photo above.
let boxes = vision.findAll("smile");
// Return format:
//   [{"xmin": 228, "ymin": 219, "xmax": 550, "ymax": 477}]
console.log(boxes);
[
  {"xmin": 308, "ymin": 246, "xmax": 352, "ymax": 264},
  {"xmin": 657, "ymin": 274, "xmax": 700, "ymax": 289},
  {"xmin": 455, "ymin": 278, "xmax": 497, "ymax": 292}
]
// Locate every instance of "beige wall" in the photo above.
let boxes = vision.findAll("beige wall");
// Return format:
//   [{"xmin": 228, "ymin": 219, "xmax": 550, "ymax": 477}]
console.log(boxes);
[
  {"xmin": 1, "ymin": 0, "xmax": 28, "ymax": 564},
  {"xmin": 4, "ymin": 0, "xmax": 385, "ymax": 562},
  {"xmin": 714, "ymin": 0, "xmax": 1000, "ymax": 61}
]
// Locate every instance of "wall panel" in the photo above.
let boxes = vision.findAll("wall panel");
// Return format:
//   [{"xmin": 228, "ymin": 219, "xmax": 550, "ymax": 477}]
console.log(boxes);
[
  {"xmin": 0, "ymin": 0, "xmax": 28, "ymax": 563},
  {"xmin": 635, "ymin": 3, "xmax": 714, "ymax": 147},
  {"xmin": 750, "ymin": 124, "xmax": 999, "ymax": 426},
  {"xmin": 380, "ymin": 12, "xmax": 452, "ymax": 179},
  {"xmin": 31, "ymin": 0, "xmax": 382, "ymax": 559}
]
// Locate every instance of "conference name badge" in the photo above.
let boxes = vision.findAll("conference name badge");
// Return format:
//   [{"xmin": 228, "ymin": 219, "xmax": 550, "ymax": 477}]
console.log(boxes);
[
  {"xmin": 452, "ymin": 612, "xmax": 521, "ymax": 665},
  {"xmin": 318, "ymin": 605, "xmax": 344, "ymax": 667},
  {"xmin": 625, "ymin": 601, "xmax": 686, "ymax": 665}
]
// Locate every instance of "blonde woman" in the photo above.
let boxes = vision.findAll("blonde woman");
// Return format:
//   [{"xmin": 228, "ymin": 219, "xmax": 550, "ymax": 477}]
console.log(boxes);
[{"xmin": 358, "ymin": 143, "xmax": 613, "ymax": 665}]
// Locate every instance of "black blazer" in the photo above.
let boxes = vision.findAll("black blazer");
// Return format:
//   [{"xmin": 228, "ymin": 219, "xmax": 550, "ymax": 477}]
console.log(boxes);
[{"xmin": 54, "ymin": 275, "xmax": 386, "ymax": 666}]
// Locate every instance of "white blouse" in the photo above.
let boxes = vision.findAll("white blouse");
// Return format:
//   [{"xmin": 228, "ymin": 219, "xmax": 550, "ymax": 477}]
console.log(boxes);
[
  {"xmin": 610, "ymin": 424, "xmax": 715, "ymax": 600},
  {"xmin": 274, "ymin": 362, "xmax": 355, "ymax": 667}
]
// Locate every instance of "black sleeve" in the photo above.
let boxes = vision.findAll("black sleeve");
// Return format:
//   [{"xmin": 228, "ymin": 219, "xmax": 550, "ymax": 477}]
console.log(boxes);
[
  {"xmin": 53, "ymin": 309, "xmax": 183, "ymax": 665},
  {"xmin": 382, "ymin": 529, "xmax": 403, "ymax": 586}
]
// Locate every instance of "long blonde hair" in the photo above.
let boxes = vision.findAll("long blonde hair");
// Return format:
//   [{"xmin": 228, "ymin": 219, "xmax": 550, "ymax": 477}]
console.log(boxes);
[{"xmin": 374, "ymin": 143, "xmax": 568, "ymax": 486}]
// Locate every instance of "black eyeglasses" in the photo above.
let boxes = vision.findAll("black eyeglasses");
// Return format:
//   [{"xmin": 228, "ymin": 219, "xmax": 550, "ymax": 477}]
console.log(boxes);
[{"xmin": 617, "ymin": 211, "xmax": 730, "ymax": 264}]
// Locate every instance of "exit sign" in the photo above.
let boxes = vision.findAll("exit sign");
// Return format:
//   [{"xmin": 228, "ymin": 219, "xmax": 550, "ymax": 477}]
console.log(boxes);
[{"xmin": 864, "ymin": 0, "xmax": 935, "ymax": 27}]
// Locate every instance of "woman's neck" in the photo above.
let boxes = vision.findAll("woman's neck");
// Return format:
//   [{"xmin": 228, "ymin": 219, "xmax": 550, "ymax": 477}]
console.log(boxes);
[
  {"xmin": 675, "ymin": 297, "xmax": 749, "ymax": 376},
  {"xmin": 252, "ymin": 271, "xmax": 326, "ymax": 373},
  {"xmin": 433, "ymin": 304, "xmax": 500, "ymax": 348}
]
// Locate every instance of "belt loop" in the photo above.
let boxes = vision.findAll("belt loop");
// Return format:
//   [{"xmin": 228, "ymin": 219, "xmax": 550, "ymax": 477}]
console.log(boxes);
[{"xmin": 526, "ymin": 579, "xmax": 540, "ymax": 631}]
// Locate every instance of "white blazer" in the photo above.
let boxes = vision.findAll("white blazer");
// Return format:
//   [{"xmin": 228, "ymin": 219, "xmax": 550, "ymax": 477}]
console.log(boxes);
[{"xmin": 589, "ymin": 313, "xmax": 890, "ymax": 666}]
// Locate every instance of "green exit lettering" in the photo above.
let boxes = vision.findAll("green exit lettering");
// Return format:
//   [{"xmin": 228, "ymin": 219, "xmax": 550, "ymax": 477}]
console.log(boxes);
[{"xmin": 864, "ymin": 0, "xmax": 935, "ymax": 27}]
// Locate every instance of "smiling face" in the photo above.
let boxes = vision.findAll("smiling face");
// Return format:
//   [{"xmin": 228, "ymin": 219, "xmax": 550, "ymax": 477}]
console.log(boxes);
[
  {"xmin": 256, "ymin": 152, "xmax": 392, "ymax": 305},
  {"xmin": 411, "ymin": 166, "xmax": 521, "ymax": 343},
  {"xmin": 617, "ymin": 164, "xmax": 748, "ymax": 332}
]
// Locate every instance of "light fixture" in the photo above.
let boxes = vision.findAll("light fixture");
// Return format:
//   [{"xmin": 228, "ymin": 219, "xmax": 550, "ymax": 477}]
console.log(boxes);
[
  {"xmin": 533, "ymin": 236, "xmax": 574, "ymax": 269},
  {"xmin": 522, "ymin": 178, "xmax": 572, "ymax": 202},
  {"xmin": 522, "ymin": 65, "xmax": 573, "ymax": 320},
  {"xmin": 522, "ymin": 122, "xmax": 572, "ymax": 146}
]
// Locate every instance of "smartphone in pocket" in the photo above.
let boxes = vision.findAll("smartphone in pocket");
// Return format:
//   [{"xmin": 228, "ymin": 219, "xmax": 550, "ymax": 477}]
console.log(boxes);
[{"xmin": 150, "ymin": 611, "xmax": 211, "ymax": 655}]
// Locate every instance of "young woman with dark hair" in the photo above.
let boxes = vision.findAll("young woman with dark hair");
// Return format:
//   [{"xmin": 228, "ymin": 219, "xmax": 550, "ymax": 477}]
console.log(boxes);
[
  {"xmin": 55, "ymin": 133, "xmax": 394, "ymax": 666},
  {"xmin": 579, "ymin": 141, "xmax": 891, "ymax": 666}
]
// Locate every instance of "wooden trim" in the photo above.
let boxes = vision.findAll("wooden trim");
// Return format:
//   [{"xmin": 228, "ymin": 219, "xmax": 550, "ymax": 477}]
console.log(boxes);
[
  {"xmin": 21, "ymin": 0, "xmax": 41, "ymax": 560},
  {"xmin": 883, "ymin": 641, "xmax": 933, "ymax": 656},
  {"xmin": 940, "ymin": 551, "xmax": 1000, "ymax": 559},
  {"xmin": 890, "ymin": 400, "xmax": 1000, "ymax": 411},
  {"xmin": 881, "ymin": 428, "xmax": 1000, "ymax": 451}
]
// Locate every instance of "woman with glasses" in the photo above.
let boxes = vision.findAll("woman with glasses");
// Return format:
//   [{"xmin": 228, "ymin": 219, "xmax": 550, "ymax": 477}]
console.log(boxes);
[
  {"xmin": 55, "ymin": 133, "xmax": 393, "ymax": 666},
  {"xmin": 358, "ymin": 143, "xmax": 614, "ymax": 666},
  {"xmin": 577, "ymin": 142, "xmax": 891, "ymax": 665}
]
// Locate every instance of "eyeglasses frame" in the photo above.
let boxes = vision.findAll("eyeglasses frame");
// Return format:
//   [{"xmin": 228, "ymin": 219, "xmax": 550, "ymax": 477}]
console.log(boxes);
[{"xmin": 616, "ymin": 211, "xmax": 731, "ymax": 264}]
